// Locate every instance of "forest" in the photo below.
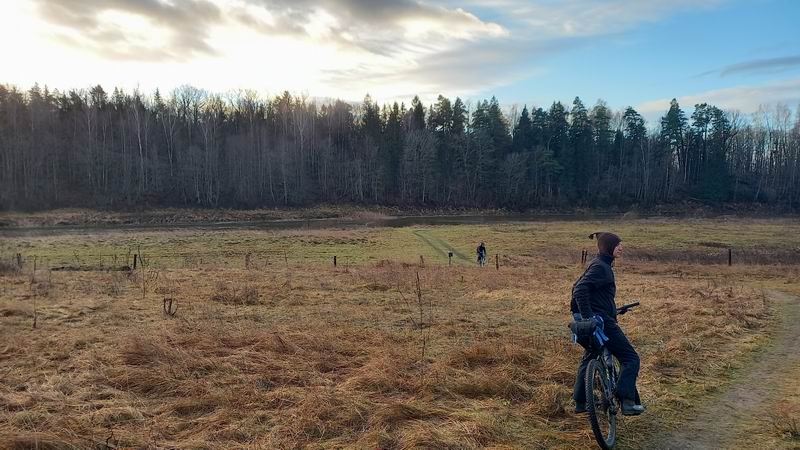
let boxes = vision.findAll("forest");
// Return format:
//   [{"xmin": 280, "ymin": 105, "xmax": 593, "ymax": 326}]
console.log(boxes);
[{"xmin": 1, "ymin": 83, "xmax": 798, "ymax": 210}]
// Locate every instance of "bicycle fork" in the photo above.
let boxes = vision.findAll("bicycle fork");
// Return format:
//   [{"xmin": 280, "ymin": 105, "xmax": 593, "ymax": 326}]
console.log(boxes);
[{"xmin": 602, "ymin": 351, "xmax": 619, "ymax": 415}]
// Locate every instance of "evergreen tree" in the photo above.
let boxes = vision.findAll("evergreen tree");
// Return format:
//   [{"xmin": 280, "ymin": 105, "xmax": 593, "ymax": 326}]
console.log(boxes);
[
  {"xmin": 512, "ymin": 106, "xmax": 534, "ymax": 152},
  {"xmin": 546, "ymin": 101, "xmax": 570, "ymax": 198},
  {"xmin": 590, "ymin": 100, "xmax": 613, "ymax": 183},
  {"xmin": 451, "ymin": 97, "xmax": 467, "ymax": 135},
  {"xmin": 410, "ymin": 96, "xmax": 425, "ymax": 130},
  {"xmin": 382, "ymin": 102, "xmax": 403, "ymax": 198},
  {"xmin": 700, "ymin": 106, "xmax": 732, "ymax": 202},
  {"xmin": 569, "ymin": 97, "xmax": 592, "ymax": 198}
]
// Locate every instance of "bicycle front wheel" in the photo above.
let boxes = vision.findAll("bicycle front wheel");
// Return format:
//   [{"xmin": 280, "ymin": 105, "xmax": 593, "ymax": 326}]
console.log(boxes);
[{"xmin": 585, "ymin": 359, "xmax": 617, "ymax": 449}]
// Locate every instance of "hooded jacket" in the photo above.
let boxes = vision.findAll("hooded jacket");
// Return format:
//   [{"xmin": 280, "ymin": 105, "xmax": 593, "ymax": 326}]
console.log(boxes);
[{"xmin": 570, "ymin": 254, "xmax": 617, "ymax": 321}]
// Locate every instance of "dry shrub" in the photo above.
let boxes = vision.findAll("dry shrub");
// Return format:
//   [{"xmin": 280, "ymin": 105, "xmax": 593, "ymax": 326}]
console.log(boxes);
[{"xmin": 210, "ymin": 283, "xmax": 261, "ymax": 305}]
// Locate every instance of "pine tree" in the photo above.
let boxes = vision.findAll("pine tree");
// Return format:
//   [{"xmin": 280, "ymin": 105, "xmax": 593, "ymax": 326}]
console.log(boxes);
[
  {"xmin": 452, "ymin": 97, "xmax": 467, "ymax": 136},
  {"xmin": 569, "ymin": 97, "xmax": 592, "ymax": 198},
  {"xmin": 512, "ymin": 106, "xmax": 534, "ymax": 153},
  {"xmin": 546, "ymin": 101, "xmax": 570, "ymax": 198},
  {"xmin": 590, "ymin": 100, "xmax": 613, "ymax": 185},
  {"xmin": 410, "ymin": 96, "xmax": 425, "ymax": 130}
]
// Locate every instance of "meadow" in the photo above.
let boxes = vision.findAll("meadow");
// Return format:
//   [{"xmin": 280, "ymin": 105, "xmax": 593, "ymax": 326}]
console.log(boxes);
[{"xmin": 1, "ymin": 216, "xmax": 799, "ymax": 449}]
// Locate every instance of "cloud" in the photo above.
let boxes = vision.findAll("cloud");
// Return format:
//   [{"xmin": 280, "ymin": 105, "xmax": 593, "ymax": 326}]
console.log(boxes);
[
  {"xmin": 637, "ymin": 78, "xmax": 800, "ymax": 120},
  {"xmin": 33, "ymin": 0, "xmax": 224, "ymax": 60},
  {"xmin": 324, "ymin": 38, "xmax": 567, "ymax": 101},
  {"xmin": 32, "ymin": 0, "xmax": 507, "ymax": 61},
  {"xmin": 720, "ymin": 55, "xmax": 800, "ymax": 77},
  {"xmin": 452, "ymin": 0, "xmax": 723, "ymax": 38},
  {"xmin": 694, "ymin": 54, "xmax": 800, "ymax": 78},
  {"xmin": 25, "ymin": 0, "xmax": 731, "ymax": 101}
]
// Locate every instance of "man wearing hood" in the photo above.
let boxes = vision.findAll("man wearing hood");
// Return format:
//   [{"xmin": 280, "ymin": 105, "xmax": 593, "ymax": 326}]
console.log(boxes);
[{"xmin": 571, "ymin": 232, "xmax": 645, "ymax": 416}]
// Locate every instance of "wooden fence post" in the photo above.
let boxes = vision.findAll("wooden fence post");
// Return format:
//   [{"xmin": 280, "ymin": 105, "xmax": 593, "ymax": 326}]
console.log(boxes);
[
  {"xmin": 333, "ymin": 255, "xmax": 337, "ymax": 267},
  {"xmin": 728, "ymin": 248, "xmax": 732, "ymax": 266},
  {"xmin": 495, "ymin": 254, "xmax": 499, "ymax": 270},
  {"xmin": 133, "ymin": 254, "xmax": 138, "ymax": 270}
]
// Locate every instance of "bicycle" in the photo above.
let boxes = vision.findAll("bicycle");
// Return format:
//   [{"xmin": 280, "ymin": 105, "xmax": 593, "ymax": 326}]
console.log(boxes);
[
  {"xmin": 477, "ymin": 254, "xmax": 486, "ymax": 267},
  {"xmin": 577, "ymin": 302, "xmax": 640, "ymax": 450}
]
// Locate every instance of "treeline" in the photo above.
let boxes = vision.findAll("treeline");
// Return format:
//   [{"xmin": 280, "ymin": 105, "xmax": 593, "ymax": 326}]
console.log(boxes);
[{"xmin": 1, "ymin": 83, "xmax": 798, "ymax": 210}]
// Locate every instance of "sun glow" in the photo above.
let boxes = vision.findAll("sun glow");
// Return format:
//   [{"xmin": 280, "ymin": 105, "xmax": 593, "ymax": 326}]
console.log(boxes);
[{"xmin": 1, "ymin": 0, "xmax": 508, "ymax": 102}]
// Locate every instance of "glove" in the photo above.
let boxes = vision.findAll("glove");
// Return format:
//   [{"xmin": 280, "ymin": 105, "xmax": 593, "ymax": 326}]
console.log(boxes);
[{"xmin": 576, "ymin": 314, "xmax": 608, "ymax": 347}]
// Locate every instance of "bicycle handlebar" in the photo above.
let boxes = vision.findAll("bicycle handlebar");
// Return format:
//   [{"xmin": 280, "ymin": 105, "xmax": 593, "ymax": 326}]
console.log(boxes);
[{"xmin": 616, "ymin": 301, "xmax": 640, "ymax": 314}]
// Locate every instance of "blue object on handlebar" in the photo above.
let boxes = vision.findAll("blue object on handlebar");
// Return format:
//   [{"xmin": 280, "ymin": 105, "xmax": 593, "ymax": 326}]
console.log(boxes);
[{"xmin": 571, "ymin": 313, "xmax": 609, "ymax": 347}]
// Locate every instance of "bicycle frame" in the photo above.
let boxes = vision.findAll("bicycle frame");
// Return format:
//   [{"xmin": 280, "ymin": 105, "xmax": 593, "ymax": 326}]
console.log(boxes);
[
  {"xmin": 598, "ymin": 347, "xmax": 620, "ymax": 412},
  {"xmin": 583, "ymin": 302, "xmax": 639, "ymax": 449}
]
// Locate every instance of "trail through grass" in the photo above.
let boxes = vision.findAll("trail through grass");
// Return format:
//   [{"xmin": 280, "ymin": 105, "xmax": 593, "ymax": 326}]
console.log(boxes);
[
  {"xmin": 646, "ymin": 290, "xmax": 800, "ymax": 450},
  {"xmin": 412, "ymin": 229, "xmax": 472, "ymax": 265}
]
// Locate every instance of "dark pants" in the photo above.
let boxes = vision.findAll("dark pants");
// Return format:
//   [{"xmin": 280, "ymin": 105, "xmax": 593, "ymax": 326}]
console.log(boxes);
[{"xmin": 574, "ymin": 320, "xmax": 641, "ymax": 404}]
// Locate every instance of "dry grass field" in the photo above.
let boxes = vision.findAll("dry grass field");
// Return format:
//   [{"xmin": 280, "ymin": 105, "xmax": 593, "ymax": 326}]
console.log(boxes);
[{"xmin": 1, "ymin": 217, "xmax": 799, "ymax": 449}]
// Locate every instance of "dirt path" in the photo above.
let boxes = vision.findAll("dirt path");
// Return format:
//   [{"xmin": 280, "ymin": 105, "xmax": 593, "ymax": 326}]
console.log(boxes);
[
  {"xmin": 412, "ymin": 229, "xmax": 472, "ymax": 264},
  {"xmin": 649, "ymin": 290, "xmax": 800, "ymax": 450}
]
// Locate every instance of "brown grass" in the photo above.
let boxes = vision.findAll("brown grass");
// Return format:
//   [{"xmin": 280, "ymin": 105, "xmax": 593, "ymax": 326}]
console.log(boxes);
[
  {"xmin": 769, "ymin": 403, "xmax": 800, "ymax": 439},
  {"xmin": 0, "ymin": 260, "xmax": 20, "ymax": 276},
  {"xmin": 0, "ymin": 220, "xmax": 797, "ymax": 449}
]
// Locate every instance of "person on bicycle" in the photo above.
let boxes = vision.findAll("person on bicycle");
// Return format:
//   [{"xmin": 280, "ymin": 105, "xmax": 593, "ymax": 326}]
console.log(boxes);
[
  {"xmin": 476, "ymin": 242, "xmax": 487, "ymax": 266},
  {"xmin": 571, "ymin": 232, "xmax": 645, "ymax": 416}
]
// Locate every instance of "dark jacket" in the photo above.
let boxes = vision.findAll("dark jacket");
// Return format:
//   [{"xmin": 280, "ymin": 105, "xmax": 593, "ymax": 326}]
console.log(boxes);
[{"xmin": 570, "ymin": 254, "xmax": 617, "ymax": 321}]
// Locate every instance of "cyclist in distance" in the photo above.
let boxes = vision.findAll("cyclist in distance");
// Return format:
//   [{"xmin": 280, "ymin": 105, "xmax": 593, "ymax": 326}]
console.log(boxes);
[
  {"xmin": 477, "ymin": 241, "xmax": 487, "ymax": 267},
  {"xmin": 571, "ymin": 232, "xmax": 645, "ymax": 416}
]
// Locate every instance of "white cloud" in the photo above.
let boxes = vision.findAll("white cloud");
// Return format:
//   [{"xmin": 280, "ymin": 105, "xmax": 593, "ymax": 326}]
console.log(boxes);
[
  {"xmin": 451, "ymin": 0, "xmax": 723, "ymax": 38},
  {"xmin": 637, "ymin": 78, "xmax": 800, "ymax": 119},
  {"xmin": 4, "ymin": 0, "xmax": 731, "ymax": 103}
]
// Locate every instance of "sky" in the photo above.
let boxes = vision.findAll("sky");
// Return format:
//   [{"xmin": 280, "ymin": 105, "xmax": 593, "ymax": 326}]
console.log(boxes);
[{"xmin": 2, "ymin": 0, "xmax": 799, "ymax": 122}]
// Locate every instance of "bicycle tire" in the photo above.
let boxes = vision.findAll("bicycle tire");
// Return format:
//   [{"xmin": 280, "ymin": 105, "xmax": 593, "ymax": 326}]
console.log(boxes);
[{"xmin": 585, "ymin": 358, "xmax": 617, "ymax": 449}]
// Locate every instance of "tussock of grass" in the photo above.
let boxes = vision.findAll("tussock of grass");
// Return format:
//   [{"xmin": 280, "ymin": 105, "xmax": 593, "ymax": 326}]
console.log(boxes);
[{"xmin": 210, "ymin": 283, "xmax": 261, "ymax": 305}]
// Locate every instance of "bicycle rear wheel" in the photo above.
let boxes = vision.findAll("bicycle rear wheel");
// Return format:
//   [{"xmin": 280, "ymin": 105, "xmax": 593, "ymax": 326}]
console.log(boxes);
[{"xmin": 585, "ymin": 359, "xmax": 617, "ymax": 449}]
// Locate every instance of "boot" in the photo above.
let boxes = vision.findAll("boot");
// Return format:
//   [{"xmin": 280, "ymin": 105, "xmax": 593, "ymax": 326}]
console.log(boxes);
[
  {"xmin": 621, "ymin": 399, "xmax": 645, "ymax": 416},
  {"xmin": 574, "ymin": 402, "xmax": 587, "ymax": 414}
]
